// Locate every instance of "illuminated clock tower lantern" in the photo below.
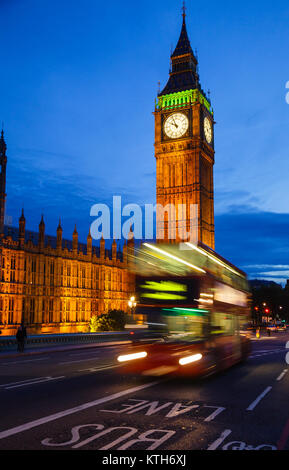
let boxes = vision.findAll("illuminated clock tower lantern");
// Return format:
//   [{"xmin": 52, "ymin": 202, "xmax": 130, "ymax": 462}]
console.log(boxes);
[{"xmin": 155, "ymin": 7, "xmax": 215, "ymax": 249}]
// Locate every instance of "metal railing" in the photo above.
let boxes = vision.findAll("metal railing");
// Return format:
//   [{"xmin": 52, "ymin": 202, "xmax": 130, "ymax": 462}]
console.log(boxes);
[
  {"xmin": 0, "ymin": 331, "xmax": 131, "ymax": 352},
  {"xmin": 0, "ymin": 329, "xmax": 164, "ymax": 352}
]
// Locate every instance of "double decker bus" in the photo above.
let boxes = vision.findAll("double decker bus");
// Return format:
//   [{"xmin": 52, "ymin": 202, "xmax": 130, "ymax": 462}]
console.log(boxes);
[{"xmin": 117, "ymin": 242, "xmax": 251, "ymax": 378}]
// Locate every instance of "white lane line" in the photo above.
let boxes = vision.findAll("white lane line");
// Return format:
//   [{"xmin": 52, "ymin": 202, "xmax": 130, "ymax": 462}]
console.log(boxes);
[
  {"xmin": 0, "ymin": 377, "xmax": 49, "ymax": 388},
  {"xmin": 0, "ymin": 380, "xmax": 160, "ymax": 440},
  {"xmin": 207, "ymin": 429, "xmax": 232, "ymax": 450},
  {"xmin": 68, "ymin": 352, "xmax": 100, "ymax": 357},
  {"xmin": 58, "ymin": 357, "xmax": 100, "ymax": 365},
  {"xmin": 254, "ymin": 349, "xmax": 273, "ymax": 353},
  {"xmin": 249, "ymin": 350, "xmax": 284, "ymax": 359},
  {"xmin": 253, "ymin": 349, "xmax": 284, "ymax": 354},
  {"xmin": 78, "ymin": 365, "xmax": 119, "ymax": 372},
  {"xmin": 277, "ymin": 369, "xmax": 288, "ymax": 381},
  {"xmin": 1, "ymin": 358, "xmax": 48, "ymax": 365},
  {"xmin": 5, "ymin": 376, "xmax": 65, "ymax": 390},
  {"xmin": 247, "ymin": 386, "xmax": 272, "ymax": 411}
]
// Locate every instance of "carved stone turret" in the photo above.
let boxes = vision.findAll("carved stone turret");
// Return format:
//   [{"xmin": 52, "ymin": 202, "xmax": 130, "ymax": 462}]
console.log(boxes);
[
  {"xmin": 87, "ymin": 228, "xmax": 92, "ymax": 257},
  {"xmin": 72, "ymin": 225, "xmax": 78, "ymax": 253},
  {"xmin": 0, "ymin": 130, "xmax": 7, "ymax": 234},
  {"xmin": 127, "ymin": 226, "xmax": 134, "ymax": 248},
  {"xmin": 38, "ymin": 215, "xmax": 45, "ymax": 249},
  {"xmin": 18, "ymin": 208, "xmax": 25, "ymax": 246},
  {"xmin": 57, "ymin": 219, "xmax": 63, "ymax": 251},
  {"xmin": 112, "ymin": 238, "xmax": 117, "ymax": 261},
  {"xmin": 100, "ymin": 235, "xmax": 105, "ymax": 259},
  {"xmin": 123, "ymin": 240, "xmax": 128, "ymax": 264}
]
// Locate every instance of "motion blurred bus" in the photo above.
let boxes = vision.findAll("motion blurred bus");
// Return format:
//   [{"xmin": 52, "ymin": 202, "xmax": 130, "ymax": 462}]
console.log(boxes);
[{"xmin": 117, "ymin": 242, "xmax": 251, "ymax": 377}]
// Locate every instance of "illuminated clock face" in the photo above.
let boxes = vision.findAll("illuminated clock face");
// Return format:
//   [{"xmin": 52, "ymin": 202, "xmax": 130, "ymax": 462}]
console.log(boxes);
[
  {"xmin": 204, "ymin": 117, "xmax": 212, "ymax": 144},
  {"xmin": 164, "ymin": 113, "xmax": 189, "ymax": 139}
]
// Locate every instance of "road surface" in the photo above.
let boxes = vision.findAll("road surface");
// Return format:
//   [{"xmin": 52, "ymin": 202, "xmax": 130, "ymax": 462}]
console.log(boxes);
[{"xmin": 0, "ymin": 333, "xmax": 288, "ymax": 450}]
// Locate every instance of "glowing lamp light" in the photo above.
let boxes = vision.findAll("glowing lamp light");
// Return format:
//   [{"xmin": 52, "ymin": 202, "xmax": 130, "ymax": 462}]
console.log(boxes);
[
  {"xmin": 128, "ymin": 296, "xmax": 137, "ymax": 309},
  {"xmin": 117, "ymin": 351, "xmax": 147, "ymax": 362},
  {"xmin": 179, "ymin": 353, "xmax": 202, "ymax": 366}
]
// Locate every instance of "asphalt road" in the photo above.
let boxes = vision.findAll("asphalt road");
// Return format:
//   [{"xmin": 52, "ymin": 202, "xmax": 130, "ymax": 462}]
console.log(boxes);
[{"xmin": 0, "ymin": 333, "xmax": 288, "ymax": 451}]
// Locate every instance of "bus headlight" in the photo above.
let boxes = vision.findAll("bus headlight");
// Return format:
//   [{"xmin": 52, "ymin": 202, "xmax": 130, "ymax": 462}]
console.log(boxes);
[
  {"xmin": 117, "ymin": 351, "xmax": 147, "ymax": 363},
  {"xmin": 179, "ymin": 353, "xmax": 202, "ymax": 366}
]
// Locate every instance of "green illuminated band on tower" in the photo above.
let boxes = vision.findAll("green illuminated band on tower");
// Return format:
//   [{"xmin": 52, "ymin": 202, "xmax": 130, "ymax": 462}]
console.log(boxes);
[{"xmin": 156, "ymin": 89, "xmax": 213, "ymax": 115}]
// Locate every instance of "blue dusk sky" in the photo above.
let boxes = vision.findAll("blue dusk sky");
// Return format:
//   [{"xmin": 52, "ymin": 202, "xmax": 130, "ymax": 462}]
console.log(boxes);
[{"xmin": 0, "ymin": 0, "xmax": 289, "ymax": 284}]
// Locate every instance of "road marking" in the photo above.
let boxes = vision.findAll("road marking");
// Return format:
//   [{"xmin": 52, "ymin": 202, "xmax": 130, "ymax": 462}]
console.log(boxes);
[
  {"xmin": 59, "ymin": 357, "xmax": 100, "ymax": 365},
  {"xmin": 204, "ymin": 406, "xmax": 226, "ymax": 422},
  {"xmin": 100, "ymin": 399, "xmax": 226, "ymax": 422},
  {"xmin": 253, "ymin": 349, "xmax": 284, "ymax": 354},
  {"xmin": 78, "ymin": 365, "xmax": 119, "ymax": 372},
  {"xmin": 276, "ymin": 369, "xmax": 288, "ymax": 381},
  {"xmin": 249, "ymin": 350, "xmax": 284, "ymax": 359},
  {"xmin": 68, "ymin": 352, "xmax": 100, "ymax": 357},
  {"xmin": 0, "ymin": 357, "xmax": 48, "ymax": 365},
  {"xmin": 223, "ymin": 441, "xmax": 277, "ymax": 450},
  {"xmin": 254, "ymin": 349, "xmax": 273, "ymax": 353},
  {"xmin": 41, "ymin": 424, "xmax": 176, "ymax": 450},
  {"xmin": 4, "ymin": 376, "xmax": 65, "ymax": 390},
  {"xmin": 207, "ymin": 429, "xmax": 232, "ymax": 450},
  {"xmin": 0, "ymin": 380, "xmax": 161, "ymax": 440},
  {"xmin": 247, "ymin": 386, "xmax": 272, "ymax": 411},
  {"xmin": 0, "ymin": 377, "xmax": 51, "ymax": 388}
]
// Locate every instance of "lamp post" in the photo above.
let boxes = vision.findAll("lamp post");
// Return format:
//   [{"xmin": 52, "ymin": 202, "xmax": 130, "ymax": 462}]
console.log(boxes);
[
  {"xmin": 254, "ymin": 306, "xmax": 259, "ymax": 325},
  {"xmin": 128, "ymin": 296, "xmax": 137, "ymax": 322}
]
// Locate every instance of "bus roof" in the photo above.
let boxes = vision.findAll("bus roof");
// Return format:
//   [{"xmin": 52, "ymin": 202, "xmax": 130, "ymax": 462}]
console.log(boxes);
[{"xmin": 130, "ymin": 241, "xmax": 249, "ymax": 293}]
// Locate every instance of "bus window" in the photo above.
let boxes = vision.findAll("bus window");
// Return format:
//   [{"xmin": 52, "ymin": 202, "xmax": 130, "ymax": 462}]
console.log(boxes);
[
  {"xmin": 163, "ymin": 309, "xmax": 209, "ymax": 342},
  {"xmin": 210, "ymin": 312, "xmax": 235, "ymax": 336}
]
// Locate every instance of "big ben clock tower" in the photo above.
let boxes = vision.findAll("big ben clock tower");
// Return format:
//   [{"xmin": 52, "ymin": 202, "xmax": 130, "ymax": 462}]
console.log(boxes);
[{"xmin": 155, "ymin": 8, "xmax": 215, "ymax": 249}]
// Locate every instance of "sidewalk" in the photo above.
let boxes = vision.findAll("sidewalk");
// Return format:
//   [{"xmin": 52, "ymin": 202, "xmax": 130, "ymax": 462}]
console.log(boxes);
[
  {"xmin": 0, "ymin": 339, "xmax": 132, "ymax": 360},
  {"xmin": 250, "ymin": 336, "xmax": 277, "ymax": 341}
]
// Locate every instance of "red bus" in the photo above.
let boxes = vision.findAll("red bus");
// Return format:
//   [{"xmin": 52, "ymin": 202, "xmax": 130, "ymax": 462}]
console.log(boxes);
[{"xmin": 117, "ymin": 242, "xmax": 251, "ymax": 377}]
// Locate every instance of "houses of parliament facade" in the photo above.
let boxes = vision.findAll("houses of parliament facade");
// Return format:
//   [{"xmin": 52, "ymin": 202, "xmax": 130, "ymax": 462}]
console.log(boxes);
[
  {"xmin": 0, "ymin": 9, "xmax": 215, "ymax": 335},
  {"xmin": 0, "ymin": 130, "xmax": 135, "ymax": 335}
]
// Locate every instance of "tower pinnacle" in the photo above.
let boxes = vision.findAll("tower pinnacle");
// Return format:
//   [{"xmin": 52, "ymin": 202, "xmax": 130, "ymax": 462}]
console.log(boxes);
[
  {"xmin": 0, "ymin": 129, "xmax": 7, "ymax": 158},
  {"xmin": 159, "ymin": 8, "xmax": 198, "ymax": 96},
  {"xmin": 182, "ymin": 1, "xmax": 186, "ymax": 20},
  {"xmin": 0, "ymin": 129, "xmax": 7, "ymax": 234}
]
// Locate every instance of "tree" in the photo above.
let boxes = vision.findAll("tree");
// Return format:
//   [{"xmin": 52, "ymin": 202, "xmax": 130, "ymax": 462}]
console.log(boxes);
[
  {"xmin": 250, "ymin": 280, "xmax": 289, "ymax": 323},
  {"xmin": 89, "ymin": 309, "xmax": 127, "ymax": 332}
]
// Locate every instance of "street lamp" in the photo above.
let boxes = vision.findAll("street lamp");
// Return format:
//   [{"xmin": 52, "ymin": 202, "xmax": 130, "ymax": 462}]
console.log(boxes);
[
  {"xmin": 128, "ymin": 296, "xmax": 137, "ymax": 321},
  {"xmin": 254, "ymin": 306, "xmax": 259, "ymax": 325}
]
